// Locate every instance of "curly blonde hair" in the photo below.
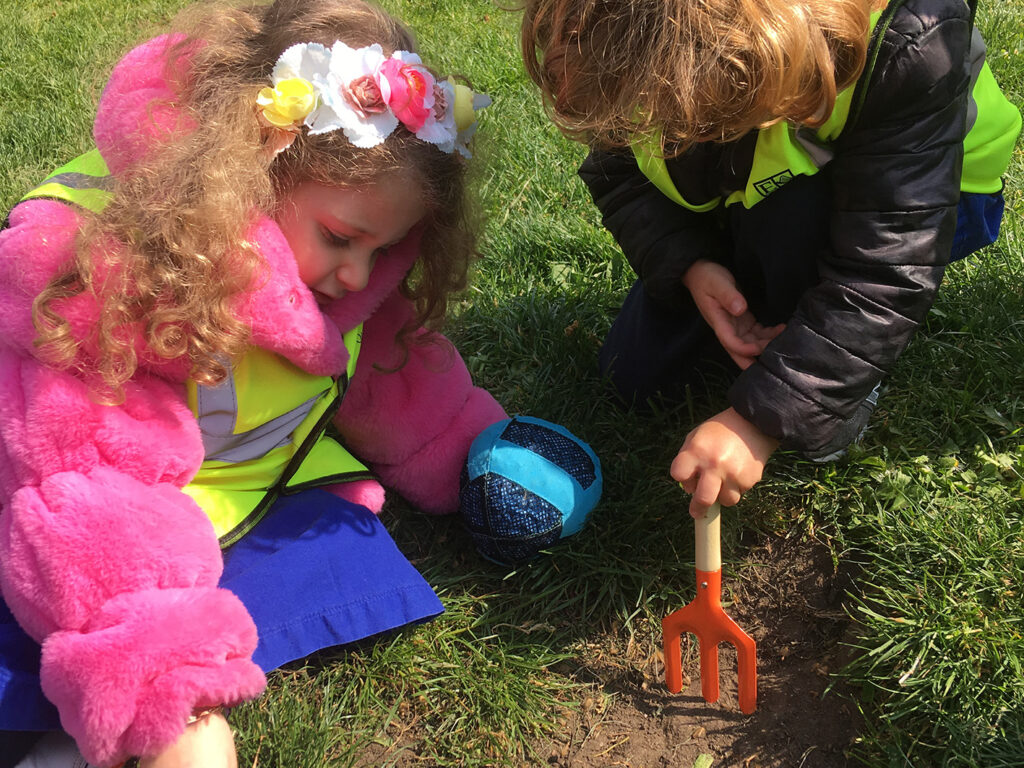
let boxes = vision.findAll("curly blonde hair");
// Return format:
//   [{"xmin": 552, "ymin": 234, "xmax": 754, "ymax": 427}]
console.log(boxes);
[
  {"xmin": 33, "ymin": 0, "xmax": 477, "ymax": 401},
  {"xmin": 520, "ymin": 0, "xmax": 880, "ymax": 152}
]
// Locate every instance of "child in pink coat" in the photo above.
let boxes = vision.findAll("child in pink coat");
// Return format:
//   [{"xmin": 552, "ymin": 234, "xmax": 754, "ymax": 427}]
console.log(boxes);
[{"xmin": 0, "ymin": 0, "xmax": 506, "ymax": 765}]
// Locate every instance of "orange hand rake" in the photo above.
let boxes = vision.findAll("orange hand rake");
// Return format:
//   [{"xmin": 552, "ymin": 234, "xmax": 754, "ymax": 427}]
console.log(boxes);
[{"xmin": 662, "ymin": 502, "xmax": 757, "ymax": 714}]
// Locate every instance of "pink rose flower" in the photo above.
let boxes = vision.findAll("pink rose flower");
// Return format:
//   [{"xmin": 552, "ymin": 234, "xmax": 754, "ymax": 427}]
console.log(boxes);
[
  {"xmin": 378, "ymin": 58, "xmax": 434, "ymax": 132},
  {"xmin": 343, "ymin": 74, "xmax": 388, "ymax": 118}
]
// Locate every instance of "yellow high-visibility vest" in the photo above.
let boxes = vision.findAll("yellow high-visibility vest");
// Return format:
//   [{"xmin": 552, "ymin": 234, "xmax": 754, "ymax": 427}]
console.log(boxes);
[
  {"xmin": 182, "ymin": 336, "xmax": 370, "ymax": 547},
  {"xmin": 632, "ymin": 6, "xmax": 1021, "ymax": 211}
]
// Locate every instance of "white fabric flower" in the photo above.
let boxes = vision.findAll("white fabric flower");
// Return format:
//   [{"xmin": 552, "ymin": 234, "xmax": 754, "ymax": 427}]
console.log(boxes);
[
  {"xmin": 269, "ymin": 42, "xmax": 340, "ymax": 135},
  {"xmin": 315, "ymin": 42, "xmax": 398, "ymax": 146},
  {"xmin": 272, "ymin": 42, "xmax": 331, "ymax": 83}
]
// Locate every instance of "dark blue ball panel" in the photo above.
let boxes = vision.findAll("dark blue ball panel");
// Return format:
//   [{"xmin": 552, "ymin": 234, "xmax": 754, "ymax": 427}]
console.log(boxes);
[
  {"xmin": 487, "ymin": 474, "xmax": 560, "ymax": 537},
  {"xmin": 460, "ymin": 474, "xmax": 488, "ymax": 531},
  {"xmin": 460, "ymin": 473, "xmax": 564, "ymax": 565},
  {"xmin": 500, "ymin": 421, "xmax": 597, "ymax": 489},
  {"xmin": 472, "ymin": 527, "xmax": 562, "ymax": 565}
]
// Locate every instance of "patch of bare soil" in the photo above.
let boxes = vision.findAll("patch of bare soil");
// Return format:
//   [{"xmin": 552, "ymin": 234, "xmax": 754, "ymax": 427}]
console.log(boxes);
[
  {"xmin": 355, "ymin": 531, "xmax": 861, "ymax": 768},
  {"xmin": 540, "ymin": 534, "xmax": 861, "ymax": 768}
]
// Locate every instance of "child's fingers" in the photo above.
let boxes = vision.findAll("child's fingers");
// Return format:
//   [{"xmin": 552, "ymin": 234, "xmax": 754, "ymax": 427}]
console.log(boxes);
[
  {"xmin": 717, "ymin": 483, "xmax": 743, "ymax": 508},
  {"xmin": 718, "ymin": 326, "xmax": 760, "ymax": 369},
  {"xmin": 720, "ymin": 332, "xmax": 763, "ymax": 357},
  {"xmin": 706, "ymin": 309, "xmax": 762, "ymax": 357},
  {"xmin": 141, "ymin": 711, "xmax": 237, "ymax": 768},
  {"xmin": 669, "ymin": 447, "xmax": 697, "ymax": 485},
  {"xmin": 745, "ymin": 322, "xmax": 786, "ymax": 349},
  {"xmin": 722, "ymin": 289, "xmax": 746, "ymax": 317},
  {"xmin": 727, "ymin": 320, "xmax": 787, "ymax": 367},
  {"xmin": 726, "ymin": 349, "xmax": 756, "ymax": 371},
  {"xmin": 689, "ymin": 472, "xmax": 722, "ymax": 519},
  {"xmin": 702, "ymin": 274, "xmax": 747, "ymax": 317}
]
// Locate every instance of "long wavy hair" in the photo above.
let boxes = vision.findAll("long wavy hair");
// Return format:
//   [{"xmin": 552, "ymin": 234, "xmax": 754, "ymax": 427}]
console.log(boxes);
[
  {"xmin": 33, "ymin": 0, "xmax": 477, "ymax": 402},
  {"xmin": 520, "ymin": 0, "xmax": 880, "ymax": 153}
]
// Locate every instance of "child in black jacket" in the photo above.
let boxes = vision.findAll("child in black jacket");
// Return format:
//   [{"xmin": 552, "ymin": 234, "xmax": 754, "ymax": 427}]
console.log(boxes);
[{"xmin": 520, "ymin": 0, "xmax": 1020, "ymax": 517}]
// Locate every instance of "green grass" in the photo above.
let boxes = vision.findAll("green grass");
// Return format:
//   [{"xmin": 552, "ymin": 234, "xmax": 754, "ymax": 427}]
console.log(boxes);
[{"xmin": 2, "ymin": 0, "xmax": 1022, "ymax": 766}]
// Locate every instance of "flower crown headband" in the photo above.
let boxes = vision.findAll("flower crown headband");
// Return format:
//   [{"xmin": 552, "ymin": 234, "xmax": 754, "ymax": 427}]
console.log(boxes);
[{"xmin": 256, "ymin": 41, "xmax": 491, "ymax": 158}]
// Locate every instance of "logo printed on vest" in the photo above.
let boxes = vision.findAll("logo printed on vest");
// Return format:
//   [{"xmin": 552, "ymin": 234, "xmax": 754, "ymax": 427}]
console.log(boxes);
[{"xmin": 753, "ymin": 170, "xmax": 795, "ymax": 198}]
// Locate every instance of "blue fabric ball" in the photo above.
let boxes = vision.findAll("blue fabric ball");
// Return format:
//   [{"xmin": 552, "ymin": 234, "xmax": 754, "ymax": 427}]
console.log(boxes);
[{"xmin": 460, "ymin": 416, "xmax": 602, "ymax": 565}]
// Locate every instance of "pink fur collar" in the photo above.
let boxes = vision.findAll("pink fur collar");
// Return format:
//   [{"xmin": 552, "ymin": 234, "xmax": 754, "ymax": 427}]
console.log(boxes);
[{"xmin": 235, "ymin": 216, "xmax": 419, "ymax": 375}]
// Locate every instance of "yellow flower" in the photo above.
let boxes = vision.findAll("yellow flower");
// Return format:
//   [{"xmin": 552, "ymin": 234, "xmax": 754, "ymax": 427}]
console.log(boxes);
[
  {"xmin": 257, "ymin": 78, "xmax": 316, "ymax": 128},
  {"xmin": 450, "ymin": 81, "xmax": 476, "ymax": 132}
]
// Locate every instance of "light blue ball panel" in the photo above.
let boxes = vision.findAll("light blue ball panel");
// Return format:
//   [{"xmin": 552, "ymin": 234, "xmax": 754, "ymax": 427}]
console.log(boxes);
[{"xmin": 465, "ymin": 416, "xmax": 602, "ymax": 539}]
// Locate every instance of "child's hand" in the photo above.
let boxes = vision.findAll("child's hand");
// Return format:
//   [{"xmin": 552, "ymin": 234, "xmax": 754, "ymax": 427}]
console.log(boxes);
[
  {"xmin": 683, "ymin": 259, "xmax": 785, "ymax": 369},
  {"xmin": 140, "ymin": 710, "xmax": 237, "ymax": 768},
  {"xmin": 671, "ymin": 407, "xmax": 779, "ymax": 519}
]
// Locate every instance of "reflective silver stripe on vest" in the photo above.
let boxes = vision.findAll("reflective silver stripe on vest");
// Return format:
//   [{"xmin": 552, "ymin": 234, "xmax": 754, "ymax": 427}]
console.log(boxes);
[
  {"xmin": 35, "ymin": 172, "xmax": 115, "ymax": 192},
  {"xmin": 785, "ymin": 25, "xmax": 989, "ymax": 177},
  {"xmin": 793, "ymin": 127, "xmax": 835, "ymax": 168},
  {"xmin": 195, "ymin": 374, "xmax": 327, "ymax": 463}
]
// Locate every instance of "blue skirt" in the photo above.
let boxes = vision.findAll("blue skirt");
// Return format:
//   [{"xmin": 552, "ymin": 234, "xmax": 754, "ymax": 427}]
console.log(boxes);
[{"xmin": 0, "ymin": 489, "xmax": 443, "ymax": 731}]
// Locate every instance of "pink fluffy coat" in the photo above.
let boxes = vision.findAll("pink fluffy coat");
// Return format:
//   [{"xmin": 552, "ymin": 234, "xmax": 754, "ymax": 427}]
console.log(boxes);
[{"xmin": 0, "ymin": 36, "xmax": 505, "ymax": 766}]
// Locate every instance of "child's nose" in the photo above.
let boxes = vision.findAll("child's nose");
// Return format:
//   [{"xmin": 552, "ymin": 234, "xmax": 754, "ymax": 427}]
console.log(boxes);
[{"xmin": 336, "ymin": 249, "xmax": 376, "ymax": 293}]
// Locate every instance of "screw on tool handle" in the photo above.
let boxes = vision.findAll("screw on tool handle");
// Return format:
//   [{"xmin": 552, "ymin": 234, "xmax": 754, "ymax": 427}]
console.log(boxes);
[{"xmin": 694, "ymin": 502, "xmax": 722, "ymax": 573}]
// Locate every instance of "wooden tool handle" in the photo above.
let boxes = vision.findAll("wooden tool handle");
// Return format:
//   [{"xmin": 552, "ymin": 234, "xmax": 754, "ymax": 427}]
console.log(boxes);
[{"xmin": 694, "ymin": 502, "xmax": 722, "ymax": 572}]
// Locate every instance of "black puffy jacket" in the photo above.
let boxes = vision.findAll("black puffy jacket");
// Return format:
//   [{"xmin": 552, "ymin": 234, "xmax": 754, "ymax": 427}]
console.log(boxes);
[{"xmin": 580, "ymin": 0, "xmax": 988, "ymax": 452}]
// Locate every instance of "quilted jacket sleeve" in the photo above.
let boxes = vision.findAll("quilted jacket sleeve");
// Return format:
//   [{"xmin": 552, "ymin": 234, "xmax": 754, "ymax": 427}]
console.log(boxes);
[
  {"xmin": 729, "ymin": 0, "xmax": 974, "ymax": 451},
  {"xmin": 0, "ymin": 201, "xmax": 265, "ymax": 766},
  {"xmin": 332, "ymin": 289, "xmax": 507, "ymax": 515},
  {"xmin": 578, "ymin": 148, "xmax": 726, "ymax": 311}
]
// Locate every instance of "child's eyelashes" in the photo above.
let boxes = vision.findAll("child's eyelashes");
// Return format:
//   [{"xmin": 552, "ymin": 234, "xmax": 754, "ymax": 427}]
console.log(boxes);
[
  {"xmin": 320, "ymin": 227, "xmax": 390, "ymax": 257},
  {"xmin": 321, "ymin": 227, "xmax": 350, "ymax": 248}
]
